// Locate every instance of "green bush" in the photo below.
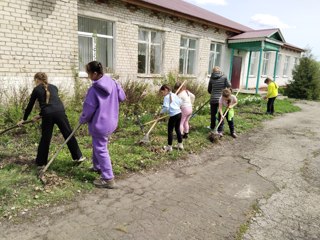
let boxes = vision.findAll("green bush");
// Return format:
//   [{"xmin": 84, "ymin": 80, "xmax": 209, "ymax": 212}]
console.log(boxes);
[
  {"xmin": 2, "ymin": 86, "xmax": 31, "ymax": 124},
  {"xmin": 278, "ymin": 86, "xmax": 287, "ymax": 96},
  {"xmin": 286, "ymin": 52, "xmax": 320, "ymax": 100}
]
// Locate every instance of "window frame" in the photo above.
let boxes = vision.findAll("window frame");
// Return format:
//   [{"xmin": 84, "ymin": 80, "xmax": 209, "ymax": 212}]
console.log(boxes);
[
  {"xmin": 77, "ymin": 16, "xmax": 114, "ymax": 77},
  {"xmin": 283, "ymin": 55, "xmax": 291, "ymax": 77},
  {"xmin": 137, "ymin": 28, "xmax": 163, "ymax": 75},
  {"xmin": 275, "ymin": 54, "xmax": 282, "ymax": 77},
  {"xmin": 249, "ymin": 52, "xmax": 257, "ymax": 76},
  {"xmin": 179, "ymin": 36, "xmax": 197, "ymax": 75},
  {"xmin": 208, "ymin": 42, "xmax": 223, "ymax": 74},
  {"xmin": 261, "ymin": 52, "xmax": 270, "ymax": 76}
]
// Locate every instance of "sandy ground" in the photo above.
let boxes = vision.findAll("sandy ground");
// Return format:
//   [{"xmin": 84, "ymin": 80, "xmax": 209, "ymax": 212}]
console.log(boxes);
[{"xmin": 0, "ymin": 101, "xmax": 319, "ymax": 240}]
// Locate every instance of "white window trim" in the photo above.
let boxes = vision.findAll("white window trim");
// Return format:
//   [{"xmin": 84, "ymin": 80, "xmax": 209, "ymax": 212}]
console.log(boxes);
[
  {"xmin": 77, "ymin": 17, "xmax": 114, "ymax": 77},
  {"xmin": 275, "ymin": 54, "xmax": 282, "ymax": 78},
  {"xmin": 208, "ymin": 42, "xmax": 223, "ymax": 74},
  {"xmin": 249, "ymin": 52, "xmax": 257, "ymax": 77},
  {"xmin": 283, "ymin": 55, "xmax": 290, "ymax": 77},
  {"xmin": 138, "ymin": 29, "xmax": 162, "ymax": 75},
  {"xmin": 262, "ymin": 52, "xmax": 270, "ymax": 76},
  {"xmin": 180, "ymin": 37, "xmax": 197, "ymax": 75}
]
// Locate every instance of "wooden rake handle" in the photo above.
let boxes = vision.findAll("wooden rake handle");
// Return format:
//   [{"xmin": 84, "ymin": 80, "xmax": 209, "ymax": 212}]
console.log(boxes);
[
  {"xmin": 146, "ymin": 119, "xmax": 159, "ymax": 135},
  {"xmin": 143, "ymin": 115, "xmax": 168, "ymax": 125},
  {"xmin": 215, "ymin": 108, "xmax": 230, "ymax": 131},
  {"xmin": 39, "ymin": 123, "xmax": 82, "ymax": 178},
  {"xmin": 143, "ymin": 80, "xmax": 187, "ymax": 127},
  {"xmin": 0, "ymin": 119, "xmax": 36, "ymax": 136},
  {"xmin": 215, "ymin": 88, "xmax": 241, "ymax": 131}
]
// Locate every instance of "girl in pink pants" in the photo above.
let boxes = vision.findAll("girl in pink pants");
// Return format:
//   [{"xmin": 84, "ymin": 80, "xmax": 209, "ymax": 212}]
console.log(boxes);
[{"xmin": 174, "ymin": 83, "xmax": 195, "ymax": 139}]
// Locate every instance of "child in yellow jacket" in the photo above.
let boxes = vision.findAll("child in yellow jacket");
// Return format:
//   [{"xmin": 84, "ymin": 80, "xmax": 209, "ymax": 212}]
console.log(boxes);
[{"xmin": 264, "ymin": 77, "xmax": 278, "ymax": 115}]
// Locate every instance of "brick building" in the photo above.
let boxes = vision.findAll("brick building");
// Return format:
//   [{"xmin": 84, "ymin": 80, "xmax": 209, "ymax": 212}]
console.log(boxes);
[{"xmin": 0, "ymin": 0, "xmax": 304, "ymax": 94}]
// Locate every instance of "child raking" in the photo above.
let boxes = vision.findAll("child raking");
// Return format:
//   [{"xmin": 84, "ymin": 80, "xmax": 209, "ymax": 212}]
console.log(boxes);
[
  {"xmin": 159, "ymin": 84, "xmax": 183, "ymax": 152},
  {"xmin": 79, "ymin": 61, "xmax": 126, "ymax": 189}
]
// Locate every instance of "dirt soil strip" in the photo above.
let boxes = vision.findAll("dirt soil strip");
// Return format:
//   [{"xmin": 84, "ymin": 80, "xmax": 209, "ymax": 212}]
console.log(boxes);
[{"xmin": 1, "ymin": 101, "xmax": 319, "ymax": 240}]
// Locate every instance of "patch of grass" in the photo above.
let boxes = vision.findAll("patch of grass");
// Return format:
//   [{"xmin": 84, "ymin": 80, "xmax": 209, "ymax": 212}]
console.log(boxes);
[
  {"xmin": 235, "ymin": 200, "xmax": 261, "ymax": 240},
  {"xmin": 0, "ymin": 94, "xmax": 300, "ymax": 220},
  {"xmin": 236, "ymin": 222, "xmax": 249, "ymax": 240}
]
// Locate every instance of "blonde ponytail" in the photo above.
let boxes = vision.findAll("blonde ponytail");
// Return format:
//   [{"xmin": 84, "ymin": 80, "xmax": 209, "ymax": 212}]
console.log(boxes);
[{"xmin": 34, "ymin": 72, "xmax": 50, "ymax": 104}]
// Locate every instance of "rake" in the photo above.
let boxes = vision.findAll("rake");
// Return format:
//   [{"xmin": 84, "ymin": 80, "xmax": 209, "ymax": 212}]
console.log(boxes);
[
  {"xmin": 38, "ymin": 123, "xmax": 82, "ymax": 183},
  {"xmin": 0, "ymin": 119, "xmax": 38, "ymax": 136},
  {"xmin": 190, "ymin": 99, "xmax": 210, "ymax": 119},
  {"xmin": 139, "ymin": 80, "xmax": 187, "ymax": 145},
  {"xmin": 209, "ymin": 89, "xmax": 241, "ymax": 143},
  {"xmin": 139, "ymin": 118, "xmax": 160, "ymax": 145}
]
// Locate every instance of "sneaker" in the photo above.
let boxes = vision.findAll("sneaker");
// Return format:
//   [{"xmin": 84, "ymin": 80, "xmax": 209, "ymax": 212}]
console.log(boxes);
[
  {"xmin": 163, "ymin": 145, "xmax": 173, "ymax": 152},
  {"xmin": 218, "ymin": 132, "xmax": 223, "ymax": 138},
  {"xmin": 94, "ymin": 178, "xmax": 118, "ymax": 189},
  {"xmin": 231, "ymin": 133, "xmax": 238, "ymax": 138},
  {"xmin": 74, "ymin": 156, "xmax": 86, "ymax": 163},
  {"xmin": 88, "ymin": 166, "xmax": 101, "ymax": 174},
  {"xmin": 177, "ymin": 143, "xmax": 184, "ymax": 150}
]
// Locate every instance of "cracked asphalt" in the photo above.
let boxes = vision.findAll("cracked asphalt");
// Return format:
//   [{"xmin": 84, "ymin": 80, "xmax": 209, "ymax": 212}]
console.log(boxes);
[{"xmin": 1, "ymin": 101, "xmax": 320, "ymax": 240}]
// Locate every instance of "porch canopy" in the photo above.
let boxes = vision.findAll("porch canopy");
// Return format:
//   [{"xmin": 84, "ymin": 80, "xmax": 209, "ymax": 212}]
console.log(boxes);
[{"xmin": 227, "ymin": 29, "xmax": 285, "ymax": 93}]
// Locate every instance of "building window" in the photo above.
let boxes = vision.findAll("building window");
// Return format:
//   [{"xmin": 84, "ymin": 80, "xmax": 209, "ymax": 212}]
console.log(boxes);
[
  {"xmin": 179, "ymin": 37, "xmax": 197, "ymax": 75},
  {"xmin": 294, "ymin": 57, "xmax": 299, "ymax": 66},
  {"xmin": 283, "ymin": 56, "xmax": 291, "ymax": 76},
  {"xmin": 249, "ymin": 52, "xmax": 257, "ymax": 76},
  {"xmin": 208, "ymin": 43, "xmax": 222, "ymax": 73},
  {"xmin": 276, "ymin": 54, "xmax": 282, "ymax": 76},
  {"xmin": 262, "ymin": 52, "xmax": 270, "ymax": 75},
  {"xmin": 78, "ymin": 16, "xmax": 113, "ymax": 73},
  {"xmin": 138, "ymin": 29, "xmax": 162, "ymax": 74}
]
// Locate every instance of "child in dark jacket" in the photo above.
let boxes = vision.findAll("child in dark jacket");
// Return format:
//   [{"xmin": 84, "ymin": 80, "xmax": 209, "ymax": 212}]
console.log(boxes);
[
  {"xmin": 208, "ymin": 66, "xmax": 231, "ymax": 130},
  {"xmin": 79, "ymin": 61, "xmax": 126, "ymax": 189},
  {"xmin": 18, "ymin": 72, "xmax": 84, "ymax": 167}
]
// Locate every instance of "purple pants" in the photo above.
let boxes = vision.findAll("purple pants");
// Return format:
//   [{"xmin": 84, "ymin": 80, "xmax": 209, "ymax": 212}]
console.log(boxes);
[{"xmin": 92, "ymin": 135, "xmax": 114, "ymax": 180}]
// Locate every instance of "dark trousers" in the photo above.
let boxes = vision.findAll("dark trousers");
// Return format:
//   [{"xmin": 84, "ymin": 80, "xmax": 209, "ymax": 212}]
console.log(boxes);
[
  {"xmin": 168, "ymin": 113, "xmax": 182, "ymax": 145},
  {"xmin": 210, "ymin": 103, "xmax": 219, "ymax": 130},
  {"xmin": 217, "ymin": 111, "xmax": 235, "ymax": 134},
  {"xmin": 36, "ymin": 112, "xmax": 82, "ymax": 166},
  {"xmin": 267, "ymin": 97, "xmax": 276, "ymax": 114}
]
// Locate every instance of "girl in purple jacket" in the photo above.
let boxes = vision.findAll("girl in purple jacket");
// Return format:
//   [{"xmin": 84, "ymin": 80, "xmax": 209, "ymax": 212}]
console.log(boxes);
[{"xmin": 80, "ymin": 61, "xmax": 126, "ymax": 189}]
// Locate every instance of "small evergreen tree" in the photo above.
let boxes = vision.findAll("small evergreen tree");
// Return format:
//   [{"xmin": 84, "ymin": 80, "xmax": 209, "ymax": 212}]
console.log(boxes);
[{"xmin": 286, "ymin": 50, "xmax": 320, "ymax": 100}]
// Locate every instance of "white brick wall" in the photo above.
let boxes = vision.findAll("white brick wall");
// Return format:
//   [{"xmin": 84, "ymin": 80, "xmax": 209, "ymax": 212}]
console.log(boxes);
[
  {"xmin": 0, "ymin": 0, "xmax": 78, "ymax": 93},
  {"xmin": 115, "ymin": 22, "xmax": 138, "ymax": 80},
  {"xmin": 163, "ymin": 31, "xmax": 180, "ymax": 75},
  {"xmin": 78, "ymin": 0, "xmax": 228, "ymax": 84},
  {"xmin": 1, "ymin": 0, "xmax": 302, "ymax": 97}
]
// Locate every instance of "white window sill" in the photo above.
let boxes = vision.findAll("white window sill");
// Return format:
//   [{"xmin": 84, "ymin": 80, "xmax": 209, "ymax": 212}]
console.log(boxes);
[
  {"xmin": 178, "ymin": 74, "xmax": 197, "ymax": 78},
  {"xmin": 137, "ymin": 74, "xmax": 163, "ymax": 78},
  {"xmin": 79, "ymin": 72, "xmax": 113, "ymax": 78},
  {"xmin": 79, "ymin": 72, "xmax": 88, "ymax": 78}
]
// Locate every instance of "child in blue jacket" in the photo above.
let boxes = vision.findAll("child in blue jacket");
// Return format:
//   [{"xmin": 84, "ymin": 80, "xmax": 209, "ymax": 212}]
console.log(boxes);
[{"xmin": 159, "ymin": 84, "xmax": 183, "ymax": 151}]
